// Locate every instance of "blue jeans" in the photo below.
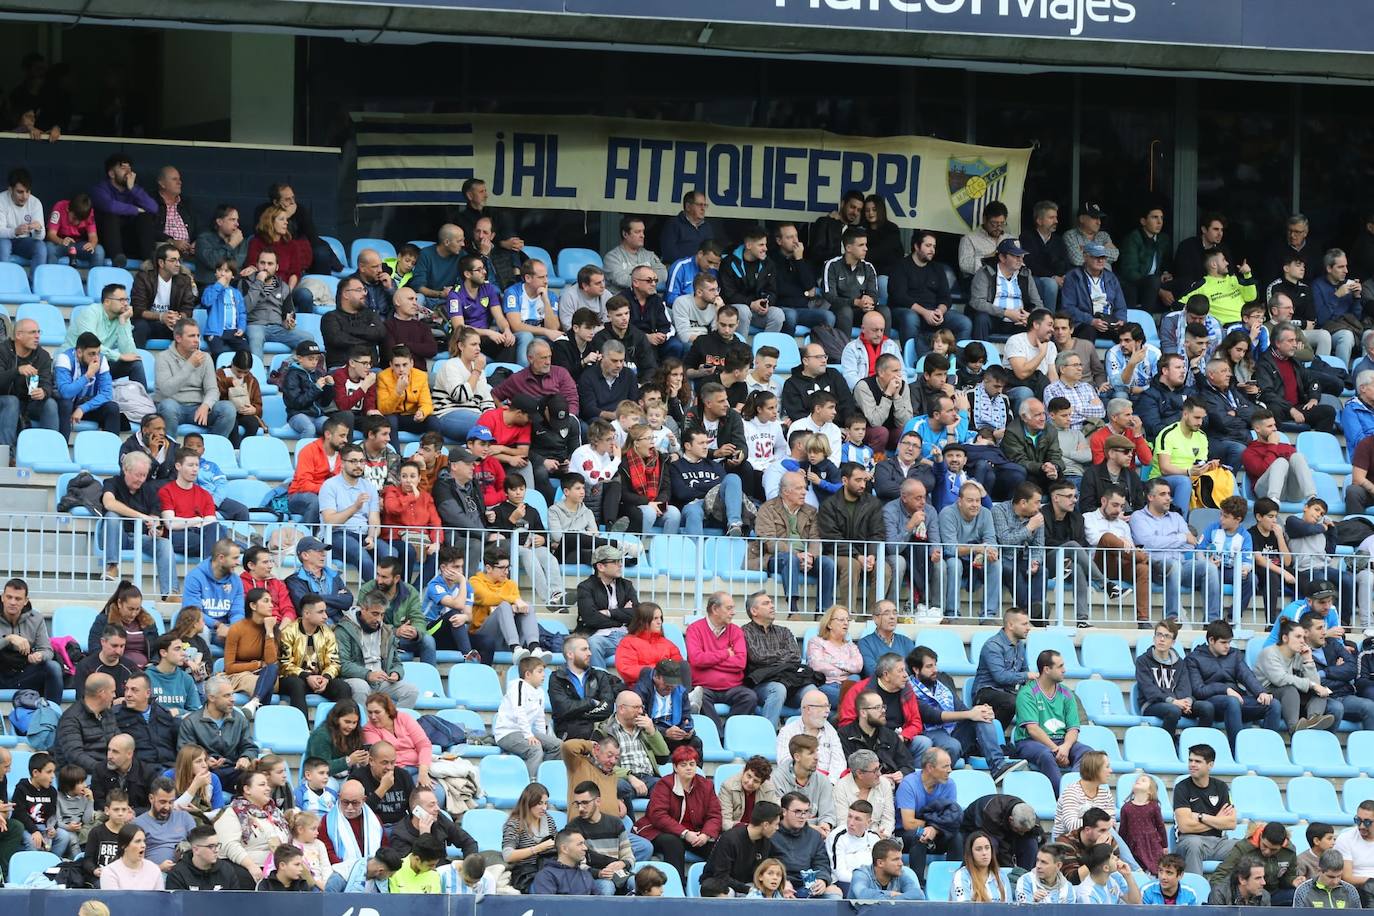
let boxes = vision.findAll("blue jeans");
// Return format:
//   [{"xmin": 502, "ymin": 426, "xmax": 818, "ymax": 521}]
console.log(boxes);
[
  {"xmin": 628, "ymin": 831, "xmax": 652, "ymax": 863},
  {"xmin": 634, "ymin": 503, "xmax": 682, "ymax": 535},
  {"xmin": 0, "ymin": 236, "xmax": 47, "ymax": 266},
  {"xmin": 435, "ymin": 409, "xmax": 480, "ymax": 443},
  {"xmin": 170, "ymin": 523, "xmax": 230, "ymax": 561},
  {"xmin": 45, "ymin": 241, "xmax": 105, "ymax": 268},
  {"xmin": 1150, "ymin": 555, "xmax": 1221, "ymax": 621},
  {"xmin": 0, "ymin": 395, "xmax": 58, "ymax": 448},
  {"xmin": 331, "ymin": 529, "xmax": 396, "ymax": 582},
  {"xmin": 20, "ymin": 825, "xmax": 74, "ymax": 858},
  {"xmin": 157, "ymin": 399, "xmax": 236, "ymax": 438},
  {"xmin": 1035, "ymin": 276, "xmax": 1059, "ymax": 312},
  {"xmin": 927, "ymin": 719, "xmax": 1008, "ymax": 769},
  {"xmin": 247, "ymin": 322, "xmax": 312, "ymax": 358},
  {"xmin": 1012, "ymin": 738, "xmax": 1091, "ymax": 795},
  {"xmin": 399, "ymin": 631, "xmax": 438, "ymax": 666},
  {"xmin": 754, "ymin": 682, "xmax": 807, "ymax": 729},
  {"xmin": 1208, "ymin": 437, "xmax": 1246, "ymax": 471},
  {"xmin": 1327, "ymin": 694, "xmax": 1374, "ymax": 731},
  {"xmin": 1210, "ymin": 693, "xmax": 1283, "ymax": 749},
  {"xmin": 288, "ymin": 492, "xmax": 320, "ymax": 525},
  {"xmin": 288, "ymin": 414, "xmax": 330, "ymax": 437},
  {"xmin": 682, "ymin": 476, "xmax": 743, "ymax": 534},
  {"xmin": 1160, "ymin": 475, "xmax": 1192, "ymax": 515},
  {"xmin": 781, "ymin": 306, "xmax": 835, "ymax": 333},
  {"xmin": 892, "ymin": 306, "xmax": 974, "ymax": 349},
  {"xmin": 767, "ymin": 551, "xmax": 836, "ymax": 614},
  {"xmin": 944, "ymin": 555, "xmax": 1003, "ymax": 617},
  {"xmin": 588, "ymin": 627, "xmax": 627, "ymax": 669},
  {"xmin": 101, "ymin": 516, "xmax": 176, "ymax": 596}
]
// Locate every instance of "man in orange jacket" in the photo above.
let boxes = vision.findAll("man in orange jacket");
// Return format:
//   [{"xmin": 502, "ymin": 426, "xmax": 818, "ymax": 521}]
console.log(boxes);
[{"xmin": 287, "ymin": 415, "xmax": 350, "ymax": 524}]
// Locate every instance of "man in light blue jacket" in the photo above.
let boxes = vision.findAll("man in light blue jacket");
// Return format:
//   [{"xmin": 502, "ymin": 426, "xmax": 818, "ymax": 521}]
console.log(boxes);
[
  {"xmin": 847, "ymin": 839, "xmax": 925, "ymax": 900},
  {"xmin": 54, "ymin": 332, "xmax": 118, "ymax": 437}
]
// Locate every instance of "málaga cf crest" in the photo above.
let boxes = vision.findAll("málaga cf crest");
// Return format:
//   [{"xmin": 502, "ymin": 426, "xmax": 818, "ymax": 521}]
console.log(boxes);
[{"xmin": 948, "ymin": 157, "xmax": 1009, "ymax": 232}]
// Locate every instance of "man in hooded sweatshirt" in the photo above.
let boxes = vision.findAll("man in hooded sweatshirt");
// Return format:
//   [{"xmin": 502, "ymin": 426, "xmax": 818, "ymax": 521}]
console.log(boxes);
[
  {"xmin": 531, "ymin": 828, "xmax": 596, "ymax": 895},
  {"xmin": 181, "ymin": 538, "xmax": 244, "ymax": 646},
  {"xmin": 1134, "ymin": 619, "xmax": 1216, "ymax": 738}
]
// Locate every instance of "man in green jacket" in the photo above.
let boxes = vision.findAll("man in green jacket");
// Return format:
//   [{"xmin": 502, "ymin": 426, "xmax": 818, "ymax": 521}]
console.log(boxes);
[
  {"xmin": 357, "ymin": 556, "xmax": 433, "ymax": 666},
  {"xmin": 1209, "ymin": 821, "xmax": 1302, "ymax": 906},
  {"xmin": 1118, "ymin": 206, "xmax": 1174, "ymax": 313},
  {"xmin": 1001, "ymin": 398, "xmax": 1065, "ymax": 490},
  {"xmin": 334, "ymin": 596, "xmax": 420, "ymax": 708}
]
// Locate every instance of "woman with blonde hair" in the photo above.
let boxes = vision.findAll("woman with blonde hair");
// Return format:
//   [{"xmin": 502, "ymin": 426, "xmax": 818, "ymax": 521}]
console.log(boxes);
[
  {"xmin": 1053, "ymin": 749, "xmax": 1116, "ymax": 839},
  {"xmin": 169, "ymin": 743, "xmax": 225, "ymax": 819},
  {"xmin": 806, "ymin": 605, "xmax": 862, "ymax": 707}
]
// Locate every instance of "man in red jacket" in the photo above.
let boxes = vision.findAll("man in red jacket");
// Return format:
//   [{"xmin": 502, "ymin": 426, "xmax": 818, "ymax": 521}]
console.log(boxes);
[
  {"xmin": 684, "ymin": 591, "xmax": 758, "ymax": 728},
  {"xmin": 1242, "ymin": 409, "xmax": 1317, "ymax": 505},
  {"xmin": 241, "ymin": 545, "xmax": 296, "ymax": 621},
  {"xmin": 836, "ymin": 652, "xmax": 930, "ymax": 759}
]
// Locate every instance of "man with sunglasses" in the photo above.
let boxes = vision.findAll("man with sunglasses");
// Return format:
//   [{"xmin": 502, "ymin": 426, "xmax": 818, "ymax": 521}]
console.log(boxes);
[{"xmin": 1336, "ymin": 800, "xmax": 1374, "ymax": 906}]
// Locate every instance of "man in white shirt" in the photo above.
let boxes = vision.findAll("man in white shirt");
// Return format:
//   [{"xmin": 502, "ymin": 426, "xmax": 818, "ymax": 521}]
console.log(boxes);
[
  {"xmin": 1083, "ymin": 484, "xmax": 1153, "ymax": 625},
  {"xmin": 502, "ymin": 258, "xmax": 563, "ymax": 365},
  {"xmin": 670, "ymin": 272, "xmax": 721, "ymax": 344},
  {"xmin": 1337, "ymin": 799, "xmax": 1374, "ymax": 906},
  {"xmin": 0, "ymin": 168, "xmax": 47, "ymax": 267},
  {"xmin": 840, "ymin": 310, "xmax": 902, "ymax": 389},
  {"xmin": 1004, "ymin": 308, "xmax": 1058, "ymax": 401},
  {"xmin": 826, "ymin": 800, "xmax": 881, "ymax": 893},
  {"xmin": 789, "ymin": 391, "xmax": 843, "ymax": 460},
  {"xmin": 776, "ymin": 688, "xmax": 847, "ymax": 778}
]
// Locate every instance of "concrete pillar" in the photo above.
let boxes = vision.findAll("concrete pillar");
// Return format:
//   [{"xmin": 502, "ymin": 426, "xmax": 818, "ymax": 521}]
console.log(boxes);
[{"xmin": 230, "ymin": 33, "xmax": 296, "ymax": 146}]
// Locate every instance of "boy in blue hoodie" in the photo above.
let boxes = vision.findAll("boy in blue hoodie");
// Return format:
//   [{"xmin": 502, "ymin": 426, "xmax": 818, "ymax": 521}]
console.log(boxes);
[
  {"xmin": 201, "ymin": 258, "xmax": 248, "ymax": 358},
  {"xmin": 182, "ymin": 538, "xmax": 244, "ymax": 644},
  {"xmin": 54, "ymin": 331, "xmax": 119, "ymax": 437}
]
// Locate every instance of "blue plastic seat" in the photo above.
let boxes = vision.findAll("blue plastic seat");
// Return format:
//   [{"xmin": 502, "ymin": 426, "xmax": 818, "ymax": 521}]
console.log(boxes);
[
  {"xmin": 51, "ymin": 605, "xmax": 99, "ymax": 644},
  {"xmin": 1234, "ymin": 729, "xmax": 1303, "ymax": 777},
  {"xmin": 1290, "ymin": 729, "xmax": 1359, "ymax": 778},
  {"xmin": 218, "ymin": 479, "xmax": 278, "ymax": 522},
  {"xmin": 16, "ymin": 300, "xmax": 67, "ymax": 347},
  {"xmin": 1346, "ymin": 733, "xmax": 1374, "ymax": 776},
  {"xmin": 1001, "ymin": 770, "xmax": 1057, "ymax": 820},
  {"xmin": 556, "ymin": 248, "xmax": 602, "ymax": 283},
  {"xmin": 1231, "ymin": 774, "xmax": 1297, "ymax": 824},
  {"xmin": 1026, "ymin": 631, "xmax": 1089, "ymax": 678},
  {"xmin": 1287, "ymin": 775, "xmax": 1353, "ymax": 825},
  {"xmin": 253, "ymin": 705, "xmax": 309, "ymax": 755},
  {"xmin": 72, "ymin": 430, "xmax": 123, "ymax": 475},
  {"xmin": 1076, "ymin": 724, "xmax": 1134, "ymax": 771},
  {"xmin": 723, "ymin": 715, "xmax": 776, "ymax": 761},
  {"xmin": 137, "ymin": 349, "xmax": 157, "ymax": 393},
  {"xmin": 0, "ymin": 262, "xmax": 39, "ymax": 304},
  {"xmin": 949, "ymin": 769, "xmax": 997, "ymax": 808},
  {"xmin": 1180, "ymin": 872, "xmax": 1210, "ymax": 903},
  {"xmin": 537, "ymin": 759, "xmax": 569, "ymax": 808},
  {"xmin": 319, "ymin": 236, "xmax": 350, "ymax": 278},
  {"xmin": 298, "ymin": 279, "xmax": 338, "ymax": 314},
  {"xmin": 1127, "ymin": 309, "xmax": 1161, "ymax": 346},
  {"xmin": 480, "ymin": 754, "xmax": 531, "ymax": 807},
  {"xmin": 925, "ymin": 860, "xmax": 960, "ymax": 901},
  {"xmin": 1177, "ymin": 727, "xmax": 1245, "ymax": 776},
  {"xmin": 1123, "ymin": 725, "xmax": 1188, "ymax": 775},
  {"xmin": 434, "ymin": 709, "xmax": 497, "ymax": 758},
  {"xmin": 968, "ymin": 629, "xmax": 999, "ymax": 669},
  {"xmin": 56, "ymin": 473, "xmax": 96, "ymax": 517},
  {"xmin": 17, "ymin": 428, "xmax": 78, "ymax": 473},
  {"xmin": 1343, "ymin": 776, "xmax": 1374, "ymax": 814},
  {"xmin": 914, "ymin": 628, "xmax": 975, "ymax": 676},
  {"xmin": 521, "ymin": 244, "xmax": 557, "ymax": 284},
  {"xmin": 686, "ymin": 861, "xmax": 706, "ymax": 897},
  {"xmin": 349, "ymin": 237, "xmax": 396, "ymax": 268},
  {"xmin": 462, "ymin": 807, "xmax": 507, "ymax": 851},
  {"xmin": 1297, "ymin": 430, "xmax": 1352, "ymax": 473},
  {"xmin": 1313, "ymin": 472, "xmax": 1346, "ymax": 515},
  {"xmin": 86, "ymin": 266, "xmax": 135, "ymax": 302},
  {"xmin": 752, "ymin": 332, "xmax": 802, "ymax": 372},
  {"xmin": 447, "ymin": 664, "xmax": 502, "ymax": 711},
  {"xmin": 702, "ymin": 536, "xmax": 766, "ymax": 583},
  {"xmin": 6, "ymin": 849, "xmax": 60, "ymax": 885},
  {"xmin": 1117, "ymin": 773, "xmax": 1173, "ymax": 822},
  {"xmin": 648, "ymin": 534, "xmax": 701, "ymax": 579},
  {"xmin": 1076, "ymin": 680, "xmax": 1143, "ymax": 728},
  {"xmin": 1081, "ymin": 633, "xmax": 1136, "ymax": 679},
  {"xmin": 713, "ymin": 763, "xmax": 744, "ymax": 788},
  {"xmin": 692, "ymin": 714, "xmax": 732, "ymax": 763},
  {"xmin": 32, "ymin": 264, "xmax": 91, "ymax": 307},
  {"xmin": 239, "ymin": 437, "xmax": 294, "ymax": 482},
  {"xmin": 401, "ymin": 661, "xmax": 458, "ymax": 709},
  {"xmin": 200, "ymin": 434, "xmax": 248, "ymax": 480}
]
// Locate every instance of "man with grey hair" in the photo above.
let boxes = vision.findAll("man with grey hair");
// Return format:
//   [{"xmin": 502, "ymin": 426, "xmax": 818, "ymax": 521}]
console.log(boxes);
[
  {"xmin": 961, "ymin": 792, "xmax": 1045, "ymax": 871},
  {"xmin": 99, "ymin": 449, "xmax": 177, "ymax": 598},
  {"xmin": 1256, "ymin": 322, "xmax": 1336, "ymax": 431},
  {"xmin": 1002, "ymin": 398, "xmax": 1063, "ymax": 490},
  {"xmin": 1042, "ymin": 351, "xmax": 1104, "ymax": 430},
  {"xmin": 741, "ymin": 590, "xmax": 813, "ymax": 728},
  {"xmin": 176, "ymin": 674, "xmax": 258, "ymax": 790},
  {"xmin": 881, "ymin": 478, "xmax": 945, "ymax": 621},
  {"xmin": 0, "ymin": 317, "xmax": 57, "ymax": 449},
  {"xmin": 832, "ymin": 748, "xmax": 896, "ymax": 837},
  {"xmin": 1312, "ymin": 246, "xmax": 1362, "ymax": 365},
  {"xmin": 1192, "ymin": 356, "xmax": 1253, "ymax": 470},
  {"xmin": 336, "ymin": 593, "xmax": 421, "ymax": 708},
  {"xmin": 576, "ymin": 335, "xmax": 637, "ymax": 423},
  {"xmin": 752, "ymin": 470, "xmax": 833, "ymax": 616},
  {"xmin": 684, "ymin": 591, "xmax": 757, "ymax": 727},
  {"xmin": 1341, "ymin": 368, "xmax": 1374, "ymax": 455},
  {"xmin": 894, "ymin": 746, "xmax": 960, "ymax": 876},
  {"xmin": 838, "ymin": 656, "xmax": 932, "ymax": 760},
  {"xmin": 1292, "ymin": 849, "xmax": 1363, "ymax": 909}
]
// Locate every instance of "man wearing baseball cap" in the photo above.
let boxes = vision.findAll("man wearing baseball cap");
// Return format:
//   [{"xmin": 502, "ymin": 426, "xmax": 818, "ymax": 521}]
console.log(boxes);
[
  {"xmin": 631, "ymin": 658, "xmax": 702, "ymax": 758},
  {"xmin": 475, "ymin": 394, "xmax": 537, "ymax": 491},
  {"xmin": 433, "ymin": 446, "xmax": 488, "ymax": 567},
  {"xmin": 574, "ymin": 543, "xmax": 639, "ymax": 669},
  {"xmin": 1265, "ymin": 577, "xmax": 1342, "ymax": 648},
  {"xmin": 1061, "ymin": 242, "xmax": 1128, "ymax": 340},
  {"xmin": 284, "ymin": 536, "xmax": 355, "ymax": 620},
  {"xmin": 465, "ymin": 424, "xmax": 506, "ymax": 509},
  {"xmin": 1063, "ymin": 201, "xmax": 1120, "ymax": 268},
  {"xmin": 280, "ymin": 339, "xmax": 336, "ymax": 437},
  {"xmin": 968, "ymin": 236, "xmax": 1044, "ymax": 341}
]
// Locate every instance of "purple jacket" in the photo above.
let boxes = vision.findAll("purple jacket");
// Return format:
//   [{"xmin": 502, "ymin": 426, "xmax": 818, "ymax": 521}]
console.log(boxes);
[
  {"xmin": 492, "ymin": 365, "xmax": 580, "ymax": 417},
  {"xmin": 445, "ymin": 283, "xmax": 501, "ymax": 329},
  {"xmin": 89, "ymin": 178, "xmax": 157, "ymax": 219}
]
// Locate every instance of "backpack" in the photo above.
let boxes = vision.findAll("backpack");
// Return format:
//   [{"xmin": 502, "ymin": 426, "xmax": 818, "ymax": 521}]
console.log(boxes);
[
  {"xmin": 50, "ymin": 635, "xmax": 84, "ymax": 676},
  {"xmin": 416, "ymin": 713, "xmax": 465, "ymax": 748},
  {"xmin": 809, "ymin": 324, "xmax": 848, "ymax": 364},
  {"xmin": 56, "ymin": 470, "xmax": 104, "ymax": 516},
  {"xmin": 11, "ymin": 696, "xmax": 60, "ymax": 750},
  {"xmin": 1190, "ymin": 466, "xmax": 1235, "ymax": 509}
]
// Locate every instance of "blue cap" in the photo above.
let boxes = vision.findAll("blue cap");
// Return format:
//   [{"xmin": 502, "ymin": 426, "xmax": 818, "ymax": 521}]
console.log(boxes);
[
  {"xmin": 466, "ymin": 425, "xmax": 495, "ymax": 443},
  {"xmin": 1084, "ymin": 243, "xmax": 1109, "ymax": 258},
  {"xmin": 996, "ymin": 238, "xmax": 1026, "ymax": 257}
]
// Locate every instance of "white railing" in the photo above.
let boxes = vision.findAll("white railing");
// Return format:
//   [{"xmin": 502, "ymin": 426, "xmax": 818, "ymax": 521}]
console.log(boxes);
[{"xmin": 7, "ymin": 511, "xmax": 1370, "ymax": 633}]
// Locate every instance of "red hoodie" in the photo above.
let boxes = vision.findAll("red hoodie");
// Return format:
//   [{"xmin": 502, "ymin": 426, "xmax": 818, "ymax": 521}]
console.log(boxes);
[{"xmin": 240, "ymin": 573, "xmax": 297, "ymax": 621}]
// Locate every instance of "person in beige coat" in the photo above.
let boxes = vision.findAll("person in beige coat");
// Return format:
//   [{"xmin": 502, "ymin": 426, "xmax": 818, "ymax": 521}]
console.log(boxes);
[
  {"xmin": 749, "ymin": 472, "xmax": 834, "ymax": 616},
  {"xmin": 717, "ymin": 756, "xmax": 780, "ymax": 831},
  {"xmin": 832, "ymin": 749, "xmax": 895, "ymax": 837}
]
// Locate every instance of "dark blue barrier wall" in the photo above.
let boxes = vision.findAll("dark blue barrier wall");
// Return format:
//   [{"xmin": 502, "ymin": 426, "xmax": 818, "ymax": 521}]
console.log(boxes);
[
  {"xmin": 0, "ymin": 890, "xmax": 1286, "ymax": 915},
  {"xmin": 0, "ymin": 136, "xmax": 342, "ymax": 245}
]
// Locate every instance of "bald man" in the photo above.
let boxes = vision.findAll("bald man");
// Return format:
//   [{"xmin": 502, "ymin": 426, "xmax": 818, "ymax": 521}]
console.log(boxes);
[
  {"xmin": 319, "ymin": 778, "xmax": 384, "ymax": 864},
  {"xmin": 56, "ymin": 671, "xmax": 119, "ymax": 776},
  {"xmin": 356, "ymin": 248, "xmax": 395, "ymax": 316},
  {"xmin": 598, "ymin": 689, "xmax": 669, "ymax": 807},
  {"xmin": 92, "ymin": 732, "xmax": 157, "ymax": 811},
  {"xmin": 0, "ymin": 317, "xmax": 58, "ymax": 451},
  {"xmin": 347, "ymin": 739, "xmax": 414, "ymax": 826},
  {"xmin": 413, "ymin": 224, "xmax": 466, "ymax": 308}
]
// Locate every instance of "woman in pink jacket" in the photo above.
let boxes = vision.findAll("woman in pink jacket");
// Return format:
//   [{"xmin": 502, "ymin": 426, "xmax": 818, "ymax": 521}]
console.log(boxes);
[{"xmin": 361, "ymin": 692, "xmax": 436, "ymax": 797}]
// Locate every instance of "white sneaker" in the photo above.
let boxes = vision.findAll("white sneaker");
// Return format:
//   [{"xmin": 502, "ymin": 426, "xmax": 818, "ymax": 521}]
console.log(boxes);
[
  {"xmin": 688, "ymin": 687, "xmax": 704, "ymax": 714},
  {"xmin": 241, "ymin": 698, "xmax": 260, "ymax": 720},
  {"xmin": 512, "ymin": 646, "xmax": 531, "ymax": 665}
]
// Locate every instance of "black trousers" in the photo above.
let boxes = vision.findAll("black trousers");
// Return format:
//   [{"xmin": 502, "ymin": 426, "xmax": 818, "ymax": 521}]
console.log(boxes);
[
  {"xmin": 94, "ymin": 211, "xmax": 156, "ymax": 265},
  {"xmin": 650, "ymin": 833, "xmax": 714, "ymax": 881},
  {"xmin": 279, "ymin": 673, "xmax": 352, "ymax": 715},
  {"xmin": 975, "ymin": 686, "xmax": 1018, "ymax": 729}
]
